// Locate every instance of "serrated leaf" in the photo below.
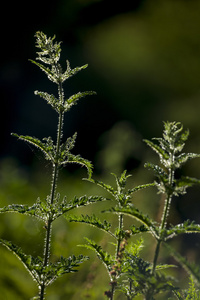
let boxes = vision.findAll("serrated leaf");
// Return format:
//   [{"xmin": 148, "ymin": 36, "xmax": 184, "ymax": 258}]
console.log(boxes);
[
  {"xmin": 11, "ymin": 133, "xmax": 55, "ymax": 162},
  {"xmin": 61, "ymin": 60, "xmax": 88, "ymax": 82},
  {"xmin": 130, "ymin": 224, "xmax": 149, "ymax": 235},
  {"xmin": 87, "ymin": 178, "xmax": 116, "ymax": 197},
  {"xmin": 177, "ymin": 176, "xmax": 200, "ymax": 187},
  {"xmin": 30, "ymin": 59, "xmax": 59, "ymax": 83},
  {"xmin": 55, "ymin": 195, "xmax": 108, "ymax": 218},
  {"xmin": 104, "ymin": 206, "xmax": 159, "ymax": 239},
  {"xmin": 144, "ymin": 162, "xmax": 168, "ymax": 181},
  {"xmin": 144, "ymin": 162, "xmax": 170, "ymax": 194},
  {"xmin": 163, "ymin": 221, "xmax": 200, "ymax": 240},
  {"xmin": 123, "ymin": 253, "xmax": 176, "ymax": 296},
  {"xmin": 42, "ymin": 254, "xmax": 89, "ymax": 286},
  {"xmin": 64, "ymin": 91, "xmax": 96, "ymax": 112},
  {"xmin": 127, "ymin": 183, "xmax": 155, "ymax": 195},
  {"xmin": 0, "ymin": 238, "xmax": 88, "ymax": 287},
  {"xmin": 58, "ymin": 133, "xmax": 77, "ymax": 162},
  {"xmin": 0, "ymin": 203, "xmax": 45, "ymax": 221},
  {"xmin": 61, "ymin": 153, "xmax": 93, "ymax": 179},
  {"xmin": 176, "ymin": 153, "xmax": 200, "ymax": 168},
  {"xmin": 0, "ymin": 239, "xmax": 43, "ymax": 285},
  {"xmin": 65, "ymin": 214, "xmax": 112, "ymax": 234},
  {"xmin": 112, "ymin": 170, "xmax": 131, "ymax": 191},
  {"xmin": 89, "ymin": 172, "xmax": 154, "ymax": 209},
  {"xmin": 162, "ymin": 122, "xmax": 189, "ymax": 154},
  {"xmin": 144, "ymin": 139, "xmax": 169, "ymax": 161},
  {"xmin": 34, "ymin": 31, "xmax": 61, "ymax": 64},
  {"xmin": 34, "ymin": 90, "xmax": 60, "ymax": 112},
  {"xmin": 81, "ymin": 238, "xmax": 114, "ymax": 270},
  {"xmin": 173, "ymin": 176, "xmax": 200, "ymax": 196}
]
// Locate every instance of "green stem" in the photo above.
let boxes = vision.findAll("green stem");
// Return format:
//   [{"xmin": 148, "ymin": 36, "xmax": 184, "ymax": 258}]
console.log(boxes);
[
  {"xmin": 152, "ymin": 239, "xmax": 161, "ymax": 275},
  {"xmin": 152, "ymin": 166, "xmax": 174, "ymax": 275},
  {"xmin": 110, "ymin": 213, "xmax": 124, "ymax": 300},
  {"xmin": 116, "ymin": 213, "xmax": 123, "ymax": 255},
  {"xmin": 160, "ymin": 194, "xmax": 172, "ymax": 232},
  {"xmin": 39, "ymin": 85, "xmax": 64, "ymax": 299}
]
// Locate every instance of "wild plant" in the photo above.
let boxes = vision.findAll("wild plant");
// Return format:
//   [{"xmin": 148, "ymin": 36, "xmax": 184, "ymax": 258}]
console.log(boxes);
[
  {"xmin": 66, "ymin": 122, "xmax": 200, "ymax": 299},
  {"xmin": 0, "ymin": 31, "xmax": 104, "ymax": 300},
  {"xmin": 1, "ymin": 31, "xmax": 200, "ymax": 300}
]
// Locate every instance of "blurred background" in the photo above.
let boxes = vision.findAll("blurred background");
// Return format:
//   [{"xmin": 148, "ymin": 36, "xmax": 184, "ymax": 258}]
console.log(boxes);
[{"xmin": 1, "ymin": 0, "xmax": 200, "ymax": 298}]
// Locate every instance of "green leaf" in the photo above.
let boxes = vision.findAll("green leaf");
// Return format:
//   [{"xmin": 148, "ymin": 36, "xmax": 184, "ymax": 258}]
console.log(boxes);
[
  {"xmin": 176, "ymin": 176, "xmax": 200, "ymax": 188},
  {"xmin": 61, "ymin": 60, "xmax": 88, "ymax": 82},
  {"xmin": 34, "ymin": 31, "xmax": 61, "ymax": 65},
  {"xmin": 34, "ymin": 90, "xmax": 60, "ymax": 112},
  {"xmin": 144, "ymin": 139, "xmax": 169, "ymax": 162},
  {"xmin": 58, "ymin": 133, "xmax": 77, "ymax": 162},
  {"xmin": 62, "ymin": 153, "xmax": 93, "ymax": 179},
  {"xmin": 145, "ymin": 163, "xmax": 169, "ymax": 194},
  {"xmin": 30, "ymin": 59, "xmax": 59, "ymax": 83},
  {"xmin": 65, "ymin": 214, "xmax": 112, "ymax": 235},
  {"xmin": 144, "ymin": 122, "xmax": 199, "ymax": 174},
  {"xmin": 87, "ymin": 178, "xmax": 116, "ymax": 197},
  {"xmin": 164, "ymin": 221, "xmax": 200, "ymax": 240},
  {"xmin": 81, "ymin": 238, "xmax": 114, "ymax": 271},
  {"xmin": 104, "ymin": 206, "xmax": 159, "ymax": 239},
  {"xmin": 122, "ymin": 252, "xmax": 176, "ymax": 297},
  {"xmin": 129, "ymin": 224, "xmax": 149, "ymax": 235},
  {"xmin": 88, "ymin": 172, "xmax": 154, "ymax": 208},
  {"xmin": 55, "ymin": 195, "xmax": 109, "ymax": 218},
  {"xmin": 176, "ymin": 153, "xmax": 200, "ymax": 168},
  {"xmin": 174, "ymin": 276, "xmax": 200, "ymax": 299},
  {"xmin": 162, "ymin": 121, "xmax": 189, "ymax": 154},
  {"xmin": 11, "ymin": 133, "xmax": 55, "ymax": 163},
  {"xmin": 0, "ymin": 238, "xmax": 88, "ymax": 287},
  {"xmin": 144, "ymin": 162, "xmax": 168, "ymax": 182},
  {"xmin": 0, "ymin": 239, "xmax": 43, "ymax": 285},
  {"xmin": 126, "ymin": 238, "xmax": 144, "ymax": 256},
  {"xmin": 42, "ymin": 254, "xmax": 89, "ymax": 286},
  {"xmin": 0, "ymin": 203, "xmax": 45, "ymax": 221},
  {"xmin": 64, "ymin": 91, "xmax": 96, "ymax": 112},
  {"xmin": 172, "ymin": 176, "xmax": 200, "ymax": 196},
  {"xmin": 112, "ymin": 170, "xmax": 131, "ymax": 192},
  {"xmin": 127, "ymin": 183, "xmax": 155, "ymax": 195}
]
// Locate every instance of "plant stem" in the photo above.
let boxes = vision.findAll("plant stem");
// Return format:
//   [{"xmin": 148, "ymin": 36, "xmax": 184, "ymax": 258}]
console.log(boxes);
[
  {"xmin": 116, "ymin": 213, "xmax": 123, "ymax": 255},
  {"xmin": 110, "ymin": 213, "xmax": 124, "ymax": 300},
  {"xmin": 152, "ymin": 164, "xmax": 174, "ymax": 275},
  {"xmin": 39, "ymin": 85, "xmax": 64, "ymax": 299}
]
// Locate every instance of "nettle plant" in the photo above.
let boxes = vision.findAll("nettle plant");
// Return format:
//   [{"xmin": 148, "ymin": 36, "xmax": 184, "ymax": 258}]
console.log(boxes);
[
  {"xmin": 0, "ymin": 32, "xmax": 101, "ymax": 300},
  {"xmin": 1, "ymin": 32, "xmax": 200, "ymax": 300},
  {"xmin": 73, "ymin": 122, "xmax": 200, "ymax": 300}
]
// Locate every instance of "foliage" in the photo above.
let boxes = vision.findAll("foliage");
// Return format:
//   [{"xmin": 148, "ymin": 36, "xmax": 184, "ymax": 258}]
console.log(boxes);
[
  {"xmin": 0, "ymin": 32, "xmax": 97, "ymax": 300},
  {"xmin": 70, "ymin": 122, "xmax": 200, "ymax": 300},
  {"xmin": 1, "ymin": 32, "xmax": 200, "ymax": 300}
]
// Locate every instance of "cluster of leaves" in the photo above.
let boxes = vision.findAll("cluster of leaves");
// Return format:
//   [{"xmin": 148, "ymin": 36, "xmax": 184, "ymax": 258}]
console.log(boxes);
[
  {"xmin": 0, "ymin": 239, "xmax": 88, "ymax": 288},
  {"xmin": 0, "ymin": 31, "xmax": 99, "ymax": 300},
  {"xmin": 0, "ymin": 195, "xmax": 107, "ymax": 222},
  {"xmin": 1, "ymin": 31, "xmax": 200, "ymax": 300},
  {"xmin": 144, "ymin": 122, "xmax": 200, "ymax": 197},
  {"xmin": 66, "ymin": 122, "xmax": 200, "ymax": 299}
]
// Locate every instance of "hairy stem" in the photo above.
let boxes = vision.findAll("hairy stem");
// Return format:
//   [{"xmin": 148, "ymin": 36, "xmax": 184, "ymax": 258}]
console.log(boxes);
[
  {"xmin": 152, "ymin": 163, "xmax": 174, "ymax": 275},
  {"xmin": 39, "ymin": 86, "xmax": 64, "ymax": 299},
  {"xmin": 110, "ymin": 213, "xmax": 124, "ymax": 300},
  {"xmin": 116, "ymin": 213, "xmax": 123, "ymax": 255}
]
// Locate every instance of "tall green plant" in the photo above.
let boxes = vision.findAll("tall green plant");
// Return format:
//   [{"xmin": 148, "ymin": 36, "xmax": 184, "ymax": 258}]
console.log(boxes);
[
  {"xmin": 0, "ymin": 32, "xmax": 103, "ymax": 300},
  {"xmin": 67, "ymin": 122, "xmax": 200, "ymax": 299},
  {"xmin": 1, "ymin": 31, "xmax": 200, "ymax": 300}
]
